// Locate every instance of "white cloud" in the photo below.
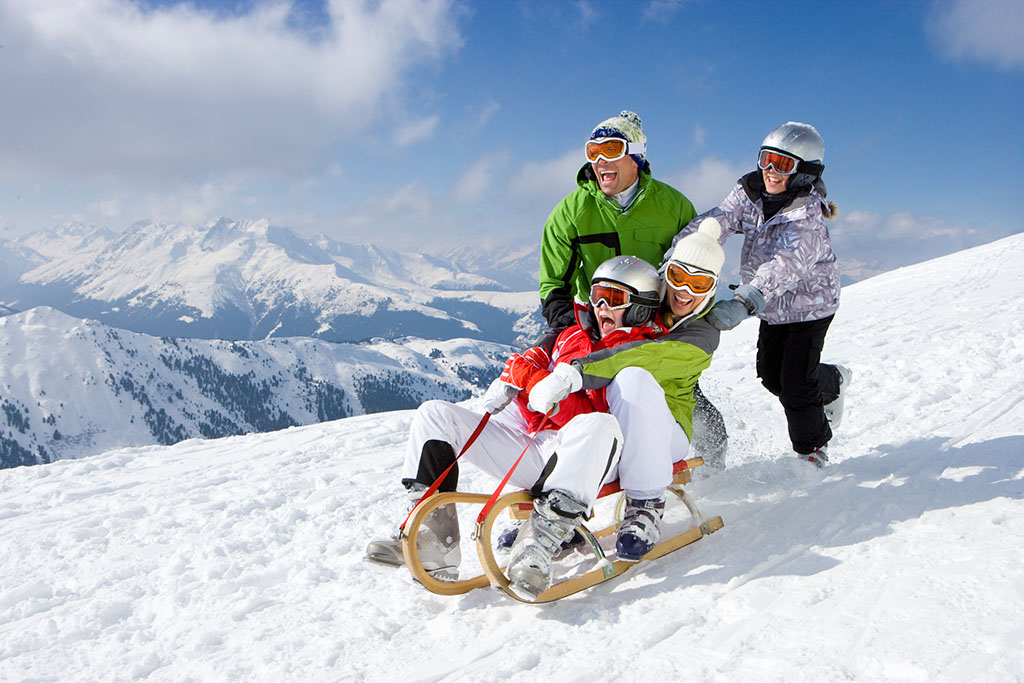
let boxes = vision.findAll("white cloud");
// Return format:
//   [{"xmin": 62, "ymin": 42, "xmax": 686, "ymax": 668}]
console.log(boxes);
[
  {"xmin": 450, "ymin": 155, "xmax": 501, "ymax": 204},
  {"xmin": 393, "ymin": 116, "xmax": 441, "ymax": 148},
  {"xmin": 467, "ymin": 100, "xmax": 501, "ymax": 136},
  {"xmin": 825, "ymin": 209, "xmax": 1020, "ymax": 281},
  {"xmin": 664, "ymin": 157, "xmax": 747, "ymax": 212},
  {"xmin": 839, "ymin": 210, "xmax": 971, "ymax": 240},
  {"xmin": 693, "ymin": 123, "xmax": 707, "ymax": 148},
  {"xmin": 131, "ymin": 178, "xmax": 246, "ymax": 227},
  {"xmin": 927, "ymin": 0, "xmax": 1024, "ymax": 70},
  {"xmin": 643, "ymin": 0, "xmax": 686, "ymax": 24},
  {"xmin": 339, "ymin": 181, "xmax": 435, "ymax": 227},
  {"xmin": 574, "ymin": 1, "xmax": 600, "ymax": 30},
  {"xmin": 0, "ymin": 0, "xmax": 463, "ymax": 182},
  {"xmin": 506, "ymin": 148, "xmax": 582, "ymax": 209},
  {"xmin": 89, "ymin": 199, "xmax": 123, "ymax": 218}
]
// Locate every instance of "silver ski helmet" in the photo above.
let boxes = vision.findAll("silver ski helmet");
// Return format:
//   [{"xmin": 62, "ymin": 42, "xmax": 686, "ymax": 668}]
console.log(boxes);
[
  {"xmin": 759, "ymin": 121, "xmax": 825, "ymax": 189},
  {"xmin": 590, "ymin": 255, "xmax": 664, "ymax": 327}
]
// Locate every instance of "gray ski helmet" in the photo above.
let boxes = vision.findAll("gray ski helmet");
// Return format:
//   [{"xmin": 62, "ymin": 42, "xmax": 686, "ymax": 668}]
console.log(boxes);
[
  {"xmin": 760, "ymin": 121, "xmax": 825, "ymax": 190},
  {"xmin": 761, "ymin": 121, "xmax": 824, "ymax": 163},
  {"xmin": 590, "ymin": 255, "xmax": 665, "ymax": 326}
]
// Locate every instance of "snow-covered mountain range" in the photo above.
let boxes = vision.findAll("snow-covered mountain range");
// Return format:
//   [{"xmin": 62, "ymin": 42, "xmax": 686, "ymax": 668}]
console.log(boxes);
[
  {"xmin": 1, "ymin": 233, "xmax": 1020, "ymax": 682},
  {"xmin": 0, "ymin": 306, "xmax": 512, "ymax": 468},
  {"xmin": 0, "ymin": 219, "xmax": 543, "ymax": 345}
]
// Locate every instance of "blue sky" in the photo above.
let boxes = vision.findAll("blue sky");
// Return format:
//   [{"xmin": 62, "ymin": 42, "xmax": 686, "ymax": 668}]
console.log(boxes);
[{"xmin": 0, "ymin": 0, "xmax": 1021, "ymax": 279}]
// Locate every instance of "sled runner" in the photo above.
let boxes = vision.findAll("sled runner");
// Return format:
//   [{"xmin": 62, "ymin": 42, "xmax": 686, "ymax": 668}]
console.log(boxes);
[{"xmin": 400, "ymin": 456, "xmax": 723, "ymax": 603}]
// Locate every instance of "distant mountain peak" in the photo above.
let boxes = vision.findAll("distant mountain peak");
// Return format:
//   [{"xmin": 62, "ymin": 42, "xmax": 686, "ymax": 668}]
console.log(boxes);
[{"xmin": 1, "ymin": 219, "xmax": 544, "ymax": 345}]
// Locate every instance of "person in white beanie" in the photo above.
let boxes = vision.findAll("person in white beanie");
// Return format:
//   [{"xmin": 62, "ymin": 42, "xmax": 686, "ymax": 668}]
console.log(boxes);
[
  {"xmin": 669, "ymin": 122, "xmax": 850, "ymax": 467},
  {"xmin": 536, "ymin": 109, "xmax": 729, "ymax": 466}
]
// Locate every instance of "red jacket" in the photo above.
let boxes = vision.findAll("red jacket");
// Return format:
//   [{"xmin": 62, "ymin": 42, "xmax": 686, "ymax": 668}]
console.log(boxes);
[{"xmin": 503, "ymin": 301, "xmax": 658, "ymax": 432}]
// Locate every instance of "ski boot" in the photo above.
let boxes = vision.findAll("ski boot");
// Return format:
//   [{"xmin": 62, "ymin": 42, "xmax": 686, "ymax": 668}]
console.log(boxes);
[
  {"xmin": 496, "ymin": 521, "xmax": 585, "ymax": 555},
  {"xmin": 796, "ymin": 446, "xmax": 829, "ymax": 468},
  {"xmin": 824, "ymin": 364, "xmax": 853, "ymax": 429},
  {"xmin": 615, "ymin": 496, "xmax": 665, "ymax": 561},
  {"xmin": 495, "ymin": 522, "xmax": 522, "ymax": 552},
  {"xmin": 505, "ymin": 489, "xmax": 588, "ymax": 600},
  {"xmin": 365, "ymin": 484, "xmax": 461, "ymax": 579}
]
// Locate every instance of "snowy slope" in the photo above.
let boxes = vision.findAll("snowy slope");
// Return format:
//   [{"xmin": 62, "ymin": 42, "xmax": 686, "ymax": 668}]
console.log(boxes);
[
  {"xmin": 1, "ymin": 219, "xmax": 543, "ymax": 345},
  {"xmin": 0, "ymin": 307, "xmax": 511, "ymax": 467},
  {"xmin": 0, "ymin": 234, "xmax": 1022, "ymax": 682}
]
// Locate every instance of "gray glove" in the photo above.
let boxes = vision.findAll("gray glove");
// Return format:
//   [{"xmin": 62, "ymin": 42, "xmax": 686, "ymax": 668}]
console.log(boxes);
[
  {"xmin": 482, "ymin": 378, "xmax": 519, "ymax": 414},
  {"xmin": 732, "ymin": 284, "xmax": 766, "ymax": 316},
  {"xmin": 706, "ymin": 284, "xmax": 766, "ymax": 331}
]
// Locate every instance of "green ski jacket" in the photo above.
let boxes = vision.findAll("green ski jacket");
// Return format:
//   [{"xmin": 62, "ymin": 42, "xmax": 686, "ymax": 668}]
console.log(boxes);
[{"xmin": 538, "ymin": 164, "xmax": 697, "ymax": 329}]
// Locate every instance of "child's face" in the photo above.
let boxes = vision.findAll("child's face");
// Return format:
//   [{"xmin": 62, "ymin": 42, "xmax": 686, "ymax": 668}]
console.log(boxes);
[
  {"xmin": 667, "ymin": 287, "xmax": 709, "ymax": 318},
  {"xmin": 593, "ymin": 302, "xmax": 627, "ymax": 338}
]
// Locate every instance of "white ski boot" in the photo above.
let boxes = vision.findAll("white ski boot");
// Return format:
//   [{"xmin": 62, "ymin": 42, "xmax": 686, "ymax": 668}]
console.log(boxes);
[
  {"xmin": 615, "ymin": 496, "xmax": 665, "ymax": 561},
  {"xmin": 796, "ymin": 445, "xmax": 829, "ymax": 468},
  {"xmin": 505, "ymin": 489, "xmax": 588, "ymax": 600},
  {"xmin": 365, "ymin": 484, "xmax": 461, "ymax": 579},
  {"xmin": 824, "ymin": 364, "xmax": 853, "ymax": 429}
]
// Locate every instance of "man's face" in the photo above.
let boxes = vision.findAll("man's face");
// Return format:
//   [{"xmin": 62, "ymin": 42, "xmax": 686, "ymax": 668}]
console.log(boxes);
[{"xmin": 591, "ymin": 155, "xmax": 639, "ymax": 197}]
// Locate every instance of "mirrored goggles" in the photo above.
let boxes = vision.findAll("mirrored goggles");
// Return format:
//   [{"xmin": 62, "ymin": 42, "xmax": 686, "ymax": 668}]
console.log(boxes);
[
  {"xmin": 665, "ymin": 262, "xmax": 718, "ymax": 295},
  {"xmin": 757, "ymin": 148, "xmax": 801, "ymax": 175},
  {"xmin": 589, "ymin": 282, "xmax": 634, "ymax": 310},
  {"xmin": 585, "ymin": 137, "xmax": 647, "ymax": 163}
]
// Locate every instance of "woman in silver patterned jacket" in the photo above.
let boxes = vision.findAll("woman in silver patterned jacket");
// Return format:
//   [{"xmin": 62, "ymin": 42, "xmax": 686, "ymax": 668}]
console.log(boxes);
[{"xmin": 670, "ymin": 121, "xmax": 851, "ymax": 467}]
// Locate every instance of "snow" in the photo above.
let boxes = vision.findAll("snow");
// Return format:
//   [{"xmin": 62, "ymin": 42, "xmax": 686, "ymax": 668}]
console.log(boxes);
[{"xmin": 2, "ymin": 234, "xmax": 1023, "ymax": 682}]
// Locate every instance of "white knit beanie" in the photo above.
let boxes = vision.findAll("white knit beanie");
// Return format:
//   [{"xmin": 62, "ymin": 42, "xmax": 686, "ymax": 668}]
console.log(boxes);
[{"xmin": 669, "ymin": 217, "xmax": 725, "ymax": 277}]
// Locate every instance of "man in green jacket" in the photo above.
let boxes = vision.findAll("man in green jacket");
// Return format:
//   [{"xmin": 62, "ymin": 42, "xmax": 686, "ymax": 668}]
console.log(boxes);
[
  {"xmin": 539, "ymin": 110, "xmax": 697, "ymax": 329},
  {"xmin": 537, "ymin": 110, "xmax": 728, "ymax": 466}
]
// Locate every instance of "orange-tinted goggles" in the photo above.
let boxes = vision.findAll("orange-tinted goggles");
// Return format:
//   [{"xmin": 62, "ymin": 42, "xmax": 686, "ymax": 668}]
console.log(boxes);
[
  {"xmin": 585, "ymin": 137, "xmax": 646, "ymax": 163},
  {"xmin": 665, "ymin": 262, "xmax": 718, "ymax": 295},
  {"xmin": 589, "ymin": 282, "xmax": 633, "ymax": 310},
  {"xmin": 757, "ymin": 148, "xmax": 800, "ymax": 175}
]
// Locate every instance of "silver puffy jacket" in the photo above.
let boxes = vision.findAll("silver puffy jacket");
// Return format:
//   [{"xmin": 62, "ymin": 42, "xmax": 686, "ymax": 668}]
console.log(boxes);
[{"xmin": 675, "ymin": 172, "xmax": 840, "ymax": 325}]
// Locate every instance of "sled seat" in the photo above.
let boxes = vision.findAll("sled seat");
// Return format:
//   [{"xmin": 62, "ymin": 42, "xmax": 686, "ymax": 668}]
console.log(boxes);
[{"xmin": 507, "ymin": 456, "xmax": 703, "ymax": 520}]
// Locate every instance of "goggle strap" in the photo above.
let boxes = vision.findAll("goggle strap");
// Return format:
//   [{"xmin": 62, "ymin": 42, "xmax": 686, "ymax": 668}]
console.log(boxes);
[
  {"xmin": 629, "ymin": 293, "xmax": 659, "ymax": 308},
  {"xmin": 797, "ymin": 159, "xmax": 824, "ymax": 176}
]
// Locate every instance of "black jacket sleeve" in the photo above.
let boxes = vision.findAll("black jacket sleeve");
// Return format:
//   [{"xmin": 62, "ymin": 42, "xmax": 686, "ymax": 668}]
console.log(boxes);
[{"xmin": 542, "ymin": 289, "xmax": 576, "ymax": 330}]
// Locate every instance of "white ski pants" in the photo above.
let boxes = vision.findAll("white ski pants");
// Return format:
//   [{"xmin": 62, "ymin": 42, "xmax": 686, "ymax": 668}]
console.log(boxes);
[
  {"xmin": 605, "ymin": 367, "xmax": 691, "ymax": 500},
  {"xmin": 403, "ymin": 400, "xmax": 622, "ymax": 509}
]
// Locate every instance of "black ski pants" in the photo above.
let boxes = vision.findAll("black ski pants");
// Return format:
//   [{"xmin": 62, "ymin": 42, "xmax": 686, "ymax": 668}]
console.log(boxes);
[{"xmin": 755, "ymin": 315, "xmax": 842, "ymax": 454}]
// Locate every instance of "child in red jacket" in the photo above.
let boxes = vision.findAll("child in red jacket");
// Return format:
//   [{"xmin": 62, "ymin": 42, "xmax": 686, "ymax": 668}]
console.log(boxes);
[{"xmin": 366, "ymin": 255, "xmax": 663, "ymax": 600}]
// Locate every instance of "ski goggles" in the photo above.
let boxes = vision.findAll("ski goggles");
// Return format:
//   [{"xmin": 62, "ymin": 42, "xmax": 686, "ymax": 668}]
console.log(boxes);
[
  {"xmin": 665, "ymin": 262, "xmax": 718, "ymax": 295},
  {"xmin": 589, "ymin": 282, "xmax": 635, "ymax": 310},
  {"xmin": 757, "ymin": 148, "xmax": 802, "ymax": 175},
  {"xmin": 585, "ymin": 137, "xmax": 647, "ymax": 163}
]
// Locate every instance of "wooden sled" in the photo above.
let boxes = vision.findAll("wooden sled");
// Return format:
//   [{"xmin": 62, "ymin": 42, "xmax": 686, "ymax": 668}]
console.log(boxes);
[{"xmin": 401, "ymin": 457, "xmax": 724, "ymax": 603}]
